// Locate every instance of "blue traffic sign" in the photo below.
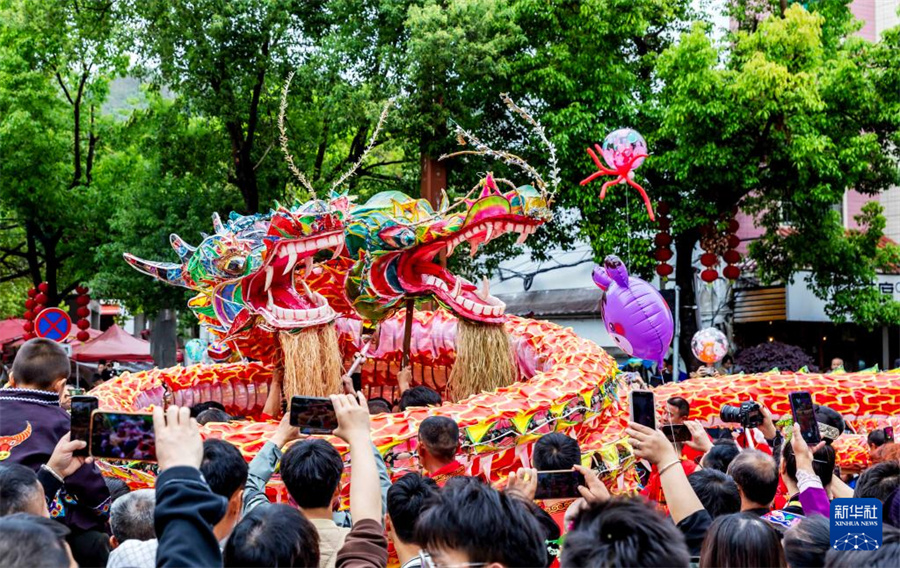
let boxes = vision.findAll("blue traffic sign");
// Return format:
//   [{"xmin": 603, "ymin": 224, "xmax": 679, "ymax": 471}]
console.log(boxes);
[{"xmin": 34, "ymin": 308, "xmax": 72, "ymax": 342}]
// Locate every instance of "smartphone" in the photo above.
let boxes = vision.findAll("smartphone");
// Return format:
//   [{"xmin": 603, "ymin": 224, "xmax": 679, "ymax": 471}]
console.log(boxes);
[
  {"xmin": 629, "ymin": 390, "xmax": 656, "ymax": 430},
  {"xmin": 290, "ymin": 396, "xmax": 338, "ymax": 434},
  {"xmin": 660, "ymin": 424, "xmax": 692, "ymax": 443},
  {"xmin": 789, "ymin": 391, "xmax": 821, "ymax": 445},
  {"xmin": 885, "ymin": 426, "xmax": 895, "ymax": 443},
  {"xmin": 70, "ymin": 396, "xmax": 99, "ymax": 457},
  {"xmin": 90, "ymin": 411, "xmax": 156, "ymax": 462},
  {"xmin": 761, "ymin": 509, "xmax": 804, "ymax": 533},
  {"xmin": 534, "ymin": 469, "xmax": 586, "ymax": 500}
]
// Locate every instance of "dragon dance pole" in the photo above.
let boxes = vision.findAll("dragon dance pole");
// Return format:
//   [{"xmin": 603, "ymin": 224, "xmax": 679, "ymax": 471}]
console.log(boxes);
[{"xmin": 401, "ymin": 299, "xmax": 415, "ymax": 370}]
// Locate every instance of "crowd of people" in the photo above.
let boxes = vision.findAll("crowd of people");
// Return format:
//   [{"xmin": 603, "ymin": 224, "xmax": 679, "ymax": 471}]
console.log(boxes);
[{"xmin": 1, "ymin": 338, "xmax": 900, "ymax": 567}]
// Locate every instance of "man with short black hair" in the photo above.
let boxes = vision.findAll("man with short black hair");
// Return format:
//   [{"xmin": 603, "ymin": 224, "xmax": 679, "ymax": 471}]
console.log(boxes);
[
  {"xmin": 533, "ymin": 433, "xmax": 581, "ymax": 471},
  {"xmin": 415, "ymin": 476, "xmax": 547, "ymax": 567},
  {"xmin": 386, "ymin": 473, "xmax": 438, "ymax": 568},
  {"xmin": 196, "ymin": 408, "xmax": 232, "ymax": 425},
  {"xmin": 561, "ymin": 498, "xmax": 691, "ymax": 568},
  {"xmin": 0, "ymin": 463, "xmax": 47, "ymax": 517},
  {"xmin": 200, "ymin": 438, "xmax": 248, "ymax": 543},
  {"xmin": 0, "ymin": 513, "xmax": 76, "ymax": 567},
  {"xmin": 399, "ymin": 386, "xmax": 442, "ymax": 411},
  {"xmin": 666, "ymin": 397, "xmax": 690, "ymax": 424},
  {"xmin": 0, "ymin": 338, "xmax": 111, "ymax": 566},
  {"xmin": 727, "ymin": 450, "xmax": 779, "ymax": 515},
  {"xmin": 868, "ymin": 429, "xmax": 888, "ymax": 459},
  {"xmin": 687, "ymin": 469, "xmax": 740, "ymax": 518},
  {"xmin": 701, "ymin": 439, "xmax": 741, "ymax": 472},
  {"xmin": 418, "ymin": 416, "xmax": 464, "ymax": 485}
]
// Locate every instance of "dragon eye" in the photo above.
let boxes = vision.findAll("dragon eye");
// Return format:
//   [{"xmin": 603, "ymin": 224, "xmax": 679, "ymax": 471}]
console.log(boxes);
[{"xmin": 219, "ymin": 255, "xmax": 246, "ymax": 276}]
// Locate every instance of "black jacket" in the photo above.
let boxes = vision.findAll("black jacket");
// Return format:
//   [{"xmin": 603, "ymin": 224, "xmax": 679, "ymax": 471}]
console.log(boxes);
[
  {"xmin": 155, "ymin": 466, "xmax": 227, "ymax": 568},
  {"xmin": 0, "ymin": 388, "xmax": 110, "ymax": 532}
]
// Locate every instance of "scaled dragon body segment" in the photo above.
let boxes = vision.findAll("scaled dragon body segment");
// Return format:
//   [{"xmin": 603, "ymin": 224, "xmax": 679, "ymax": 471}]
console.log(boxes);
[{"xmin": 91, "ymin": 312, "xmax": 637, "ymax": 498}]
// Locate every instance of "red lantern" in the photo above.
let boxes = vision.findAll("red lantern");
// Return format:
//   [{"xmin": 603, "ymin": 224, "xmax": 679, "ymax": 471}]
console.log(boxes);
[
  {"xmin": 723, "ymin": 250, "xmax": 741, "ymax": 264},
  {"xmin": 23, "ymin": 321, "xmax": 33, "ymax": 332},
  {"xmin": 76, "ymin": 306, "xmax": 90, "ymax": 318},
  {"xmin": 654, "ymin": 248, "xmax": 673, "ymax": 262},
  {"xmin": 701, "ymin": 269, "xmax": 718, "ymax": 283},
  {"xmin": 24, "ymin": 332, "xmax": 36, "ymax": 340},
  {"xmin": 27, "ymin": 288, "xmax": 36, "ymax": 298},
  {"xmin": 76, "ymin": 295, "xmax": 90, "ymax": 306},
  {"xmin": 35, "ymin": 293, "xmax": 47, "ymax": 305},
  {"xmin": 77, "ymin": 319, "xmax": 90, "ymax": 330},
  {"xmin": 76, "ymin": 330, "xmax": 90, "ymax": 342},
  {"xmin": 657, "ymin": 217, "xmax": 671, "ymax": 231},
  {"xmin": 727, "ymin": 235, "xmax": 740, "ymax": 249},
  {"xmin": 654, "ymin": 232, "xmax": 673, "ymax": 247},
  {"xmin": 76, "ymin": 285, "xmax": 89, "ymax": 295},
  {"xmin": 723, "ymin": 265, "xmax": 741, "ymax": 280},
  {"xmin": 657, "ymin": 202, "xmax": 670, "ymax": 216},
  {"xmin": 38, "ymin": 282, "xmax": 48, "ymax": 293},
  {"xmin": 656, "ymin": 264, "xmax": 674, "ymax": 277},
  {"xmin": 23, "ymin": 310, "xmax": 33, "ymax": 320},
  {"xmin": 700, "ymin": 253, "xmax": 718, "ymax": 267},
  {"xmin": 728, "ymin": 219, "xmax": 740, "ymax": 234},
  {"xmin": 24, "ymin": 299, "xmax": 34, "ymax": 310}
]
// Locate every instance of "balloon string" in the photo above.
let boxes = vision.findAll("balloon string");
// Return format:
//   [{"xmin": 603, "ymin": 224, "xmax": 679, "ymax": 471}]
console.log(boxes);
[{"xmin": 626, "ymin": 189, "xmax": 631, "ymax": 266}]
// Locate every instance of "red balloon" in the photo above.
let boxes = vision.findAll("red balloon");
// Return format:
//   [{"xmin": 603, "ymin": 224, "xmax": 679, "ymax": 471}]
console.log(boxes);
[
  {"xmin": 656, "ymin": 263, "xmax": 674, "ymax": 277},
  {"xmin": 654, "ymin": 232, "xmax": 673, "ymax": 247},
  {"xmin": 27, "ymin": 288, "xmax": 36, "ymax": 298},
  {"xmin": 700, "ymin": 252, "xmax": 718, "ymax": 267},
  {"xmin": 76, "ymin": 296, "xmax": 90, "ymax": 306},
  {"xmin": 23, "ymin": 310, "xmax": 33, "ymax": 320},
  {"xmin": 701, "ymin": 269, "xmax": 718, "ymax": 283},
  {"xmin": 723, "ymin": 265, "xmax": 741, "ymax": 280},
  {"xmin": 657, "ymin": 202, "xmax": 670, "ymax": 215},
  {"xmin": 728, "ymin": 219, "xmax": 740, "ymax": 234},
  {"xmin": 76, "ymin": 306, "xmax": 90, "ymax": 318},
  {"xmin": 76, "ymin": 331, "xmax": 90, "ymax": 342},
  {"xmin": 76, "ymin": 285, "xmax": 89, "ymax": 295},
  {"xmin": 23, "ymin": 322, "xmax": 33, "ymax": 332},
  {"xmin": 35, "ymin": 293, "xmax": 47, "ymax": 305},
  {"xmin": 24, "ymin": 299, "xmax": 34, "ymax": 309},
  {"xmin": 38, "ymin": 282, "xmax": 48, "ymax": 293},
  {"xmin": 77, "ymin": 319, "xmax": 90, "ymax": 330},
  {"xmin": 24, "ymin": 332, "xmax": 36, "ymax": 341},
  {"xmin": 727, "ymin": 235, "xmax": 741, "ymax": 249},
  {"xmin": 657, "ymin": 217, "xmax": 671, "ymax": 231},
  {"xmin": 654, "ymin": 247, "xmax": 674, "ymax": 262},
  {"xmin": 723, "ymin": 250, "xmax": 741, "ymax": 264}
]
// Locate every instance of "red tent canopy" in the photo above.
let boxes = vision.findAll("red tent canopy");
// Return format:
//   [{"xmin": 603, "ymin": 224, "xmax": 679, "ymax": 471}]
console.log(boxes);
[
  {"xmin": 0, "ymin": 319, "xmax": 27, "ymax": 347},
  {"xmin": 72, "ymin": 324, "xmax": 154, "ymax": 362}
]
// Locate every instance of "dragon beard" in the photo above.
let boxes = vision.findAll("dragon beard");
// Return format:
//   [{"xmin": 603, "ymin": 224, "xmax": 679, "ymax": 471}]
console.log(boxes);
[
  {"xmin": 279, "ymin": 324, "xmax": 343, "ymax": 399},
  {"xmin": 447, "ymin": 319, "xmax": 517, "ymax": 401}
]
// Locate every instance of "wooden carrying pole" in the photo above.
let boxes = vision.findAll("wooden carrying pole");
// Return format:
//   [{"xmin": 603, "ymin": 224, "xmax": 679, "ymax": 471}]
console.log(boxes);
[{"xmin": 402, "ymin": 299, "xmax": 415, "ymax": 369}]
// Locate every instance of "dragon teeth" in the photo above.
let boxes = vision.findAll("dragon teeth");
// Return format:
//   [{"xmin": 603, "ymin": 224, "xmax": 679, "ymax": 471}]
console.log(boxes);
[
  {"xmin": 264, "ymin": 267, "xmax": 274, "ymax": 291},
  {"xmin": 283, "ymin": 249, "xmax": 297, "ymax": 276},
  {"xmin": 331, "ymin": 242, "xmax": 345, "ymax": 260},
  {"xmin": 304, "ymin": 256, "xmax": 313, "ymax": 275},
  {"xmin": 516, "ymin": 232, "xmax": 529, "ymax": 245},
  {"xmin": 469, "ymin": 242, "xmax": 479, "ymax": 258}
]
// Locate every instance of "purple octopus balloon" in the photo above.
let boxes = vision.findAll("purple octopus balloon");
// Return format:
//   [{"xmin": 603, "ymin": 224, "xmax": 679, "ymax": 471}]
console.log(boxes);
[{"xmin": 592, "ymin": 255, "xmax": 674, "ymax": 367}]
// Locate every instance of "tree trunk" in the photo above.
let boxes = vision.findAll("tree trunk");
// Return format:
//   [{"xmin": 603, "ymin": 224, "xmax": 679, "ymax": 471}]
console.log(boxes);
[
  {"xmin": 151, "ymin": 309, "xmax": 178, "ymax": 368},
  {"xmin": 674, "ymin": 228, "xmax": 700, "ymax": 370}
]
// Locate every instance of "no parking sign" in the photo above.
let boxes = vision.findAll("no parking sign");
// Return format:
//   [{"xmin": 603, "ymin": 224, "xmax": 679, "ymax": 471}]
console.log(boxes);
[{"xmin": 34, "ymin": 308, "xmax": 72, "ymax": 342}]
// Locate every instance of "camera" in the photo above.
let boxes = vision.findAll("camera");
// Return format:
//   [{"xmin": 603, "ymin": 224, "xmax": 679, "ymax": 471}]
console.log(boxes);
[{"xmin": 720, "ymin": 401, "xmax": 764, "ymax": 429}]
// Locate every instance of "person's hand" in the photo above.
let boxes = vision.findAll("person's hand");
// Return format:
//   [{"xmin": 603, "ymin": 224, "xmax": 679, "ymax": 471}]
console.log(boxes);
[
  {"xmin": 397, "ymin": 367, "xmax": 412, "ymax": 392},
  {"xmin": 574, "ymin": 464, "xmax": 610, "ymax": 504},
  {"xmin": 564, "ymin": 497, "xmax": 588, "ymax": 528},
  {"xmin": 341, "ymin": 374, "xmax": 354, "ymax": 395},
  {"xmin": 59, "ymin": 388, "xmax": 72, "ymax": 411},
  {"xmin": 685, "ymin": 420, "xmax": 713, "ymax": 453},
  {"xmin": 506, "ymin": 467, "xmax": 538, "ymax": 501},
  {"xmin": 153, "ymin": 405, "xmax": 203, "ymax": 471},
  {"xmin": 791, "ymin": 423, "xmax": 826, "ymax": 472},
  {"xmin": 272, "ymin": 365, "xmax": 284, "ymax": 386},
  {"xmin": 46, "ymin": 433, "xmax": 91, "ymax": 478},
  {"xmin": 626, "ymin": 422, "xmax": 679, "ymax": 466},
  {"xmin": 759, "ymin": 403, "xmax": 778, "ymax": 441},
  {"xmin": 269, "ymin": 412, "xmax": 304, "ymax": 449},
  {"xmin": 331, "ymin": 392, "xmax": 371, "ymax": 445}
]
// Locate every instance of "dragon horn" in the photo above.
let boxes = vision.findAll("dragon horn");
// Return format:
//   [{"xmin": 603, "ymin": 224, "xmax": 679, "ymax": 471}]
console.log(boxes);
[
  {"xmin": 212, "ymin": 212, "xmax": 226, "ymax": 234},
  {"xmin": 169, "ymin": 234, "xmax": 196, "ymax": 262},
  {"xmin": 123, "ymin": 253, "xmax": 189, "ymax": 288}
]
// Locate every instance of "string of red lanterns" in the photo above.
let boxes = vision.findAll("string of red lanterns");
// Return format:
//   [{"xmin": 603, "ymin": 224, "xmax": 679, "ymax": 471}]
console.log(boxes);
[
  {"xmin": 654, "ymin": 202, "xmax": 674, "ymax": 278},
  {"xmin": 75, "ymin": 286, "xmax": 92, "ymax": 342},
  {"xmin": 22, "ymin": 283, "xmax": 48, "ymax": 340}
]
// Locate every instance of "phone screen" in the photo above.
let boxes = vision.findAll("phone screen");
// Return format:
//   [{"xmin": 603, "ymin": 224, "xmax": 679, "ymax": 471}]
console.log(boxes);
[
  {"xmin": 290, "ymin": 396, "xmax": 338, "ymax": 434},
  {"xmin": 70, "ymin": 396, "xmax": 98, "ymax": 457},
  {"xmin": 790, "ymin": 391, "xmax": 821, "ymax": 445},
  {"xmin": 660, "ymin": 424, "xmax": 692, "ymax": 443},
  {"xmin": 90, "ymin": 412, "xmax": 156, "ymax": 462},
  {"xmin": 534, "ymin": 470, "xmax": 586, "ymax": 500},
  {"xmin": 630, "ymin": 390, "xmax": 656, "ymax": 430},
  {"xmin": 885, "ymin": 426, "xmax": 895, "ymax": 443}
]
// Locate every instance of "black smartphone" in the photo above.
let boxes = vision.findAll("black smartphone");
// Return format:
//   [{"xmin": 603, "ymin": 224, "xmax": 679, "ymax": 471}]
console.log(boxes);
[
  {"xmin": 885, "ymin": 426, "xmax": 895, "ymax": 443},
  {"xmin": 90, "ymin": 411, "xmax": 156, "ymax": 462},
  {"xmin": 534, "ymin": 469, "xmax": 586, "ymax": 500},
  {"xmin": 789, "ymin": 391, "xmax": 821, "ymax": 445},
  {"xmin": 70, "ymin": 395, "xmax": 98, "ymax": 457},
  {"xmin": 629, "ymin": 390, "xmax": 656, "ymax": 430},
  {"xmin": 290, "ymin": 396, "xmax": 338, "ymax": 434},
  {"xmin": 660, "ymin": 424, "xmax": 693, "ymax": 443}
]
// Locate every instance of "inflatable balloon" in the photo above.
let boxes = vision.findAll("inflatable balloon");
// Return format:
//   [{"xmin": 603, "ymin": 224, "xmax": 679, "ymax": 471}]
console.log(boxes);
[
  {"xmin": 580, "ymin": 128, "xmax": 655, "ymax": 221},
  {"xmin": 691, "ymin": 328, "xmax": 729, "ymax": 364},
  {"xmin": 184, "ymin": 338, "xmax": 209, "ymax": 366},
  {"xmin": 592, "ymin": 255, "xmax": 674, "ymax": 367}
]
